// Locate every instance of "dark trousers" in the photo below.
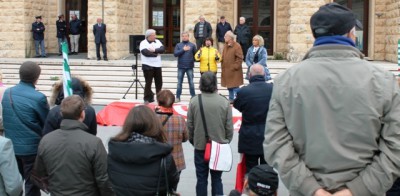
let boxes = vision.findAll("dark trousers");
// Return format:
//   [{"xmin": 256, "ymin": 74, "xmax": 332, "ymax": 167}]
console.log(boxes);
[
  {"xmin": 387, "ymin": 178, "xmax": 400, "ymax": 196},
  {"xmin": 16, "ymin": 155, "xmax": 41, "ymax": 196},
  {"xmin": 96, "ymin": 42, "xmax": 107, "ymax": 59},
  {"xmin": 194, "ymin": 150, "xmax": 223, "ymax": 196},
  {"xmin": 196, "ymin": 37, "xmax": 205, "ymax": 51},
  {"xmin": 143, "ymin": 67, "xmax": 163, "ymax": 102},
  {"xmin": 244, "ymin": 154, "xmax": 266, "ymax": 174},
  {"xmin": 239, "ymin": 42, "xmax": 249, "ymax": 61}
]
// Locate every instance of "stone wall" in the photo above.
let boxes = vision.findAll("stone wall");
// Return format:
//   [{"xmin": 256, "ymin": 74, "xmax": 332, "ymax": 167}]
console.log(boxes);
[
  {"xmin": 183, "ymin": 0, "xmax": 218, "ymax": 45},
  {"xmin": 373, "ymin": 0, "xmax": 387, "ymax": 60},
  {"xmin": 0, "ymin": 0, "xmax": 25, "ymax": 58},
  {"xmin": 286, "ymin": 0, "xmax": 329, "ymax": 62},
  {"xmin": 384, "ymin": 0, "xmax": 400, "ymax": 62},
  {"xmin": 275, "ymin": 0, "xmax": 289, "ymax": 57},
  {"xmin": 87, "ymin": 0, "xmax": 137, "ymax": 60}
]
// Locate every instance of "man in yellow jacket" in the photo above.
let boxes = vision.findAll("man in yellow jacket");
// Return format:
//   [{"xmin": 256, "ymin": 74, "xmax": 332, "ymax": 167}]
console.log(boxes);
[{"xmin": 195, "ymin": 37, "xmax": 221, "ymax": 74}]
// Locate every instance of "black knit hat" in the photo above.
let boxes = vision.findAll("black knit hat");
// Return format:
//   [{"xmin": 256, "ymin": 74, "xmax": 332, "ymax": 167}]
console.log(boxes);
[
  {"xmin": 19, "ymin": 61, "xmax": 41, "ymax": 83},
  {"xmin": 248, "ymin": 164, "xmax": 278, "ymax": 196},
  {"xmin": 310, "ymin": 2, "xmax": 363, "ymax": 38}
]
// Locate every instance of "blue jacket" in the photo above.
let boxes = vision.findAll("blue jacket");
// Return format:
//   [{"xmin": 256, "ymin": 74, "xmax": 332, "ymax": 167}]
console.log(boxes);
[
  {"xmin": 69, "ymin": 19, "xmax": 81, "ymax": 35},
  {"xmin": 2, "ymin": 82, "xmax": 49, "ymax": 155},
  {"xmin": 32, "ymin": 22, "xmax": 45, "ymax": 40},
  {"xmin": 245, "ymin": 46, "xmax": 271, "ymax": 80},
  {"xmin": 233, "ymin": 75, "xmax": 273, "ymax": 155},
  {"xmin": 174, "ymin": 41, "xmax": 197, "ymax": 69}
]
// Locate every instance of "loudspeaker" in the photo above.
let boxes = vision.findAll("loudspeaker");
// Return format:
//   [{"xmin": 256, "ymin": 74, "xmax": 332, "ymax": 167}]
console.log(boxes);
[{"xmin": 129, "ymin": 35, "xmax": 145, "ymax": 54}]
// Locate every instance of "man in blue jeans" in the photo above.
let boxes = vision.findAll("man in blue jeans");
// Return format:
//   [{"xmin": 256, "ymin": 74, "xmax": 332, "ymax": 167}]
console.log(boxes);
[
  {"xmin": 32, "ymin": 16, "xmax": 46, "ymax": 58},
  {"xmin": 174, "ymin": 31, "xmax": 197, "ymax": 102},
  {"xmin": 187, "ymin": 72, "xmax": 233, "ymax": 196}
]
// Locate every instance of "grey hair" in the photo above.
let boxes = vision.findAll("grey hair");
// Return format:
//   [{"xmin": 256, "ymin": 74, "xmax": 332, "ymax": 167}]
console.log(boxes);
[
  {"xmin": 225, "ymin": 31, "xmax": 236, "ymax": 40},
  {"xmin": 199, "ymin": 72, "xmax": 217, "ymax": 93},
  {"xmin": 240, "ymin": 17, "xmax": 246, "ymax": 21},
  {"xmin": 145, "ymin": 29, "xmax": 156, "ymax": 38},
  {"xmin": 199, "ymin": 15, "xmax": 205, "ymax": 19},
  {"xmin": 250, "ymin": 64, "xmax": 265, "ymax": 76},
  {"xmin": 253, "ymin": 35, "xmax": 265, "ymax": 47}
]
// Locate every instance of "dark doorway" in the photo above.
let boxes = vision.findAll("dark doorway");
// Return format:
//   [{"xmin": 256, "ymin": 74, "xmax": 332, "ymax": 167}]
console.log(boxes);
[
  {"xmin": 334, "ymin": 0, "xmax": 369, "ymax": 55},
  {"xmin": 238, "ymin": 0, "xmax": 274, "ymax": 55},
  {"xmin": 149, "ymin": 0, "xmax": 181, "ymax": 53},
  {"xmin": 65, "ymin": 0, "xmax": 88, "ymax": 52}
]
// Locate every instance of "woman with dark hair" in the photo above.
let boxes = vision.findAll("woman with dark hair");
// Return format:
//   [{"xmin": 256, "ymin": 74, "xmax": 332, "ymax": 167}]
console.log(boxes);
[
  {"xmin": 195, "ymin": 37, "xmax": 221, "ymax": 74},
  {"xmin": 108, "ymin": 105, "xmax": 179, "ymax": 196},
  {"xmin": 155, "ymin": 89, "xmax": 188, "ymax": 191}
]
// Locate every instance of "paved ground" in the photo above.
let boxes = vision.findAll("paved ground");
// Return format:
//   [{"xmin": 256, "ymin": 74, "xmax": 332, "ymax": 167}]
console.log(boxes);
[{"xmin": 36, "ymin": 105, "xmax": 290, "ymax": 196}]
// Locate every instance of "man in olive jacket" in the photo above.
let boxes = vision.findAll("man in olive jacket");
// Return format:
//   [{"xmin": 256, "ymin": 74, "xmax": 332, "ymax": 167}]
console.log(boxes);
[
  {"xmin": 34, "ymin": 95, "xmax": 114, "ymax": 196},
  {"xmin": 264, "ymin": 3, "xmax": 400, "ymax": 196}
]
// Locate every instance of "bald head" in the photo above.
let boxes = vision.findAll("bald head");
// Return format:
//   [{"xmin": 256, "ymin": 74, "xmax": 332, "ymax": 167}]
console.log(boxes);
[
  {"xmin": 250, "ymin": 64, "xmax": 265, "ymax": 77},
  {"xmin": 97, "ymin": 18, "xmax": 102, "ymax": 23}
]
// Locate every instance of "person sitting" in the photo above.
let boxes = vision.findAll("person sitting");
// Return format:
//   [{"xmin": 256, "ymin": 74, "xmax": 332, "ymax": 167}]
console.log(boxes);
[
  {"xmin": 155, "ymin": 89, "xmax": 188, "ymax": 191},
  {"xmin": 229, "ymin": 164, "xmax": 278, "ymax": 196},
  {"xmin": 43, "ymin": 77, "xmax": 97, "ymax": 135},
  {"xmin": 108, "ymin": 105, "xmax": 179, "ymax": 195}
]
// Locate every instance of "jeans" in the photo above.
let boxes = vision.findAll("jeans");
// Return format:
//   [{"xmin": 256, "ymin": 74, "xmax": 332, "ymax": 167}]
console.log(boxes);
[
  {"xmin": 58, "ymin": 36, "xmax": 67, "ymax": 53},
  {"xmin": 176, "ymin": 68, "xmax": 195, "ymax": 99},
  {"xmin": 96, "ymin": 42, "xmax": 108, "ymax": 59},
  {"xmin": 195, "ymin": 150, "xmax": 223, "ymax": 196},
  {"xmin": 70, "ymin": 34, "xmax": 80, "ymax": 52},
  {"xmin": 16, "ymin": 155, "xmax": 41, "ymax": 196},
  {"xmin": 228, "ymin": 87, "xmax": 240, "ymax": 101},
  {"xmin": 143, "ymin": 67, "xmax": 163, "ymax": 102},
  {"xmin": 244, "ymin": 154, "xmax": 267, "ymax": 174},
  {"xmin": 34, "ymin": 40, "xmax": 45, "ymax": 57}
]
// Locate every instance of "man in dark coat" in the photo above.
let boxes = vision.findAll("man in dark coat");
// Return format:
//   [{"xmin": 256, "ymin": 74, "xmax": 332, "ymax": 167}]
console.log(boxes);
[
  {"xmin": 93, "ymin": 18, "xmax": 108, "ymax": 61},
  {"xmin": 233, "ymin": 64, "xmax": 273, "ymax": 173},
  {"xmin": 34, "ymin": 95, "xmax": 114, "ymax": 196},
  {"xmin": 193, "ymin": 15, "xmax": 212, "ymax": 50},
  {"xmin": 69, "ymin": 14, "xmax": 81, "ymax": 55},
  {"xmin": 234, "ymin": 17, "xmax": 251, "ymax": 60},
  {"xmin": 56, "ymin": 14, "xmax": 67, "ymax": 56},
  {"xmin": 32, "ymin": 16, "xmax": 46, "ymax": 58},
  {"xmin": 216, "ymin": 16, "xmax": 232, "ymax": 54}
]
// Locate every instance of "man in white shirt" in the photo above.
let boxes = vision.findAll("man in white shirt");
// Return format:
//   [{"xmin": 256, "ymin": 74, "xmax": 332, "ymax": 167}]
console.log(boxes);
[{"xmin": 139, "ymin": 29, "xmax": 165, "ymax": 103}]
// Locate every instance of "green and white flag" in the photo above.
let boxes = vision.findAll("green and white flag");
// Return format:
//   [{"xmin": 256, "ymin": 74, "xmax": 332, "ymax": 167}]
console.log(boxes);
[{"xmin": 62, "ymin": 42, "xmax": 73, "ymax": 97}]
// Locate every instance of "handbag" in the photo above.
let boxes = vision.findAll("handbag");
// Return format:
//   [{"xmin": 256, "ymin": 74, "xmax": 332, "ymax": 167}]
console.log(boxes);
[
  {"xmin": 235, "ymin": 154, "xmax": 247, "ymax": 193},
  {"xmin": 198, "ymin": 95, "xmax": 233, "ymax": 172}
]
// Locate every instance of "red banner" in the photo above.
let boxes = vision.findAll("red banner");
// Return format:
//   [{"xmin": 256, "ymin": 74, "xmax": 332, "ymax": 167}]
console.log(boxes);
[{"xmin": 97, "ymin": 101, "xmax": 242, "ymax": 130}]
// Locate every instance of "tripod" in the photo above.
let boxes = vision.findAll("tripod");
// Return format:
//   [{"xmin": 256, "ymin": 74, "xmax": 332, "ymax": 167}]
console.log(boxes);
[{"xmin": 122, "ymin": 53, "xmax": 144, "ymax": 99}]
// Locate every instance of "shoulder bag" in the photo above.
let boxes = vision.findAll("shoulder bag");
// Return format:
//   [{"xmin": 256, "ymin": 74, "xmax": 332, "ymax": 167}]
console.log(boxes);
[{"xmin": 198, "ymin": 95, "xmax": 233, "ymax": 172}]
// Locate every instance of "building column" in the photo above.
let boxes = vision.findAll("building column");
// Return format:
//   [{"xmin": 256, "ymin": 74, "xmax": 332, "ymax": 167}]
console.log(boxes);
[{"xmin": 286, "ymin": 0, "xmax": 328, "ymax": 62}]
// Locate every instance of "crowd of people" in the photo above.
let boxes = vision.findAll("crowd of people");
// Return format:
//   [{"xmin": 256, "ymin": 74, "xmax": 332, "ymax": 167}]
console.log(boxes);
[
  {"xmin": 32, "ymin": 14, "xmax": 108, "ymax": 60},
  {"xmin": 2, "ymin": 2, "xmax": 400, "ymax": 196}
]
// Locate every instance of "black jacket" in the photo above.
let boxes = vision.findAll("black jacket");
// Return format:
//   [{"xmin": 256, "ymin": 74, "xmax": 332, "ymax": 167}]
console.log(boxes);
[
  {"xmin": 216, "ymin": 22, "xmax": 232, "ymax": 42},
  {"xmin": 69, "ymin": 19, "xmax": 81, "ymax": 35},
  {"xmin": 32, "ymin": 22, "xmax": 45, "ymax": 40},
  {"xmin": 108, "ymin": 140, "xmax": 179, "ymax": 196},
  {"xmin": 233, "ymin": 75, "xmax": 273, "ymax": 155},
  {"xmin": 56, "ymin": 20, "xmax": 67, "ymax": 38},
  {"xmin": 34, "ymin": 119, "xmax": 114, "ymax": 196},
  {"xmin": 234, "ymin": 24, "xmax": 251, "ymax": 45},
  {"xmin": 194, "ymin": 21, "xmax": 212, "ymax": 39}
]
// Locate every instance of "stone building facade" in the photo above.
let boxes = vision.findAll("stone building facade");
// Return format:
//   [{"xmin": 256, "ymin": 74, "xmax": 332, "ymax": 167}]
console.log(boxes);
[{"xmin": 0, "ymin": 0, "xmax": 399, "ymax": 62}]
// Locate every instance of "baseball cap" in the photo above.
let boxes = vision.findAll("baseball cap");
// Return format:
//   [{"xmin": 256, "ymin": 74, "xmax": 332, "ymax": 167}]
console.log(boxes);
[
  {"xmin": 35, "ymin": 16, "xmax": 42, "ymax": 19},
  {"xmin": 248, "ymin": 164, "xmax": 278, "ymax": 196},
  {"xmin": 310, "ymin": 2, "xmax": 363, "ymax": 38}
]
